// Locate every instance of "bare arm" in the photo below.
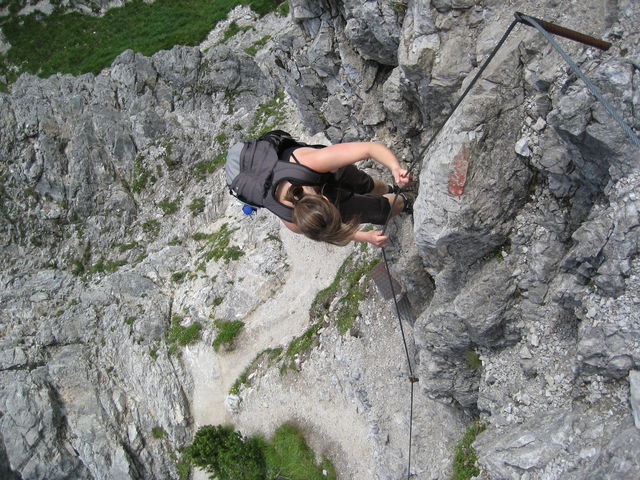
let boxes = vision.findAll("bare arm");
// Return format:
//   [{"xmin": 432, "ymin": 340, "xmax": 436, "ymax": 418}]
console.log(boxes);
[
  {"xmin": 283, "ymin": 219, "xmax": 387, "ymax": 247},
  {"xmin": 352, "ymin": 229, "xmax": 388, "ymax": 247},
  {"xmin": 296, "ymin": 142, "xmax": 410, "ymax": 186}
]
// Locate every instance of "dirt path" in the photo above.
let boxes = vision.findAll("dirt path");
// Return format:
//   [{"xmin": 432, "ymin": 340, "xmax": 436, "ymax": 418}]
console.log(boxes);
[{"xmin": 184, "ymin": 225, "xmax": 352, "ymax": 426}]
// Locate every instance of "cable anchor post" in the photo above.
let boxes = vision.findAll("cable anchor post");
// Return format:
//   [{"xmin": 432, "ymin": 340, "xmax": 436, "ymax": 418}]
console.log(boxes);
[{"xmin": 514, "ymin": 11, "xmax": 612, "ymax": 51}]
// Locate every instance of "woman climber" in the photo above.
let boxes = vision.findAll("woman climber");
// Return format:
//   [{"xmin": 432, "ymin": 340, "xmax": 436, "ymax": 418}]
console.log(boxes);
[{"xmin": 274, "ymin": 141, "xmax": 414, "ymax": 247}]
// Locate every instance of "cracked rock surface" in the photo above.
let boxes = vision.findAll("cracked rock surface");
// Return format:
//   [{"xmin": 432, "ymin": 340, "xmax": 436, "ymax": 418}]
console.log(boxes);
[{"xmin": 1, "ymin": 1, "xmax": 640, "ymax": 479}]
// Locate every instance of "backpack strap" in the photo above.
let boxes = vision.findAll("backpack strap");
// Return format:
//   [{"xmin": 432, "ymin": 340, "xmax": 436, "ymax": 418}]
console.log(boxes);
[{"xmin": 263, "ymin": 162, "xmax": 333, "ymax": 222}]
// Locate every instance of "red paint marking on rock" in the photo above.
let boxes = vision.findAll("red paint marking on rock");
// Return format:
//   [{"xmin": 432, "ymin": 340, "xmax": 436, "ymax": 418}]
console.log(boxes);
[{"xmin": 448, "ymin": 145, "xmax": 471, "ymax": 197}]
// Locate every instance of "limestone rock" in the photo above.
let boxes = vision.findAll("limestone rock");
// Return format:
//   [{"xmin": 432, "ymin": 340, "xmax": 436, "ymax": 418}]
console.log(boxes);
[
  {"xmin": 1, "ymin": 1, "xmax": 640, "ymax": 479},
  {"xmin": 630, "ymin": 370, "xmax": 640, "ymax": 428},
  {"xmin": 477, "ymin": 410, "xmax": 640, "ymax": 479}
]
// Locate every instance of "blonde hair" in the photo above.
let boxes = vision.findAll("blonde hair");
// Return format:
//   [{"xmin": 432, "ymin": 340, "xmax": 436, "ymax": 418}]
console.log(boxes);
[{"xmin": 285, "ymin": 185, "xmax": 358, "ymax": 246}]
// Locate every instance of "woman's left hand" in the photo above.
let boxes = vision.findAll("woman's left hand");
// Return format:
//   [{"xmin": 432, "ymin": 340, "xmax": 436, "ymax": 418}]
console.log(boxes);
[{"xmin": 392, "ymin": 167, "xmax": 411, "ymax": 188}]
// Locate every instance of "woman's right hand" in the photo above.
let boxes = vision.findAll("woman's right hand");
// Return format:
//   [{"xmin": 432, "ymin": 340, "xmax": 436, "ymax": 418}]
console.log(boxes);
[{"xmin": 391, "ymin": 166, "xmax": 411, "ymax": 188}]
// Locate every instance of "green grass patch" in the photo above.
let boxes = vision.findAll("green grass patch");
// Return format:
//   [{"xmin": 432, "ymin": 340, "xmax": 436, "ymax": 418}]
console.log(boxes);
[
  {"xmin": 193, "ymin": 154, "xmax": 225, "ymax": 180},
  {"xmin": 391, "ymin": 1, "xmax": 408, "ymax": 12},
  {"xmin": 71, "ymin": 259, "xmax": 85, "ymax": 276},
  {"xmin": 218, "ymin": 20, "xmax": 253, "ymax": 45},
  {"xmin": 89, "ymin": 258, "xmax": 127, "ymax": 274},
  {"xmin": 229, "ymin": 347, "xmax": 282, "ymax": 394},
  {"xmin": 286, "ymin": 322, "xmax": 322, "ymax": 360},
  {"xmin": 212, "ymin": 319, "xmax": 245, "ymax": 352},
  {"xmin": 334, "ymin": 257, "xmax": 380, "ymax": 334},
  {"xmin": 194, "ymin": 223, "xmax": 245, "ymax": 263},
  {"xmin": 264, "ymin": 424, "xmax": 336, "ymax": 480},
  {"xmin": 142, "ymin": 219, "xmax": 161, "ymax": 237},
  {"xmin": 171, "ymin": 271, "xmax": 188, "ymax": 283},
  {"xmin": 0, "ymin": 0, "xmax": 287, "ymax": 88},
  {"xmin": 183, "ymin": 423, "xmax": 335, "ymax": 480},
  {"xmin": 276, "ymin": 2, "xmax": 290, "ymax": 16},
  {"xmin": 280, "ymin": 322, "xmax": 322, "ymax": 375},
  {"xmin": 151, "ymin": 426, "xmax": 166, "ymax": 439},
  {"xmin": 166, "ymin": 315, "xmax": 202, "ymax": 352},
  {"xmin": 115, "ymin": 241, "xmax": 138, "ymax": 252},
  {"xmin": 451, "ymin": 420, "xmax": 486, "ymax": 480},
  {"xmin": 248, "ymin": 91, "xmax": 287, "ymax": 137},
  {"xmin": 131, "ymin": 155, "xmax": 155, "ymax": 193},
  {"xmin": 158, "ymin": 197, "xmax": 180, "ymax": 215},
  {"xmin": 277, "ymin": 253, "xmax": 379, "ymax": 374},
  {"xmin": 188, "ymin": 197, "xmax": 205, "ymax": 216},
  {"xmin": 310, "ymin": 253, "xmax": 380, "ymax": 335},
  {"xmin": 214, "ymin": 133, "xmax": 228, "ymax": 146},
  {"xmin": 465, "ymin": 350, "xmax": 482, "ymax": 370},
  {"xmin": 244, "ymin": 34, "xmax": 271, "ymax": 56}
]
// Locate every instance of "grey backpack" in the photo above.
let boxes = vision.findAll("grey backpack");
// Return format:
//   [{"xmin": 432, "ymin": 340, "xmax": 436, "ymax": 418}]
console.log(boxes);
[{"xmin": 226, "ymin": 130, "xmax": 331, "ymax": 221}]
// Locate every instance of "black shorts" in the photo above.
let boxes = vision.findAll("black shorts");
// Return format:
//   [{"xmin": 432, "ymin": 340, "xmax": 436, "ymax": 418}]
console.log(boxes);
[{"xmin": 326, "ymin": 165, "xmax": 391, "ymax": 225}]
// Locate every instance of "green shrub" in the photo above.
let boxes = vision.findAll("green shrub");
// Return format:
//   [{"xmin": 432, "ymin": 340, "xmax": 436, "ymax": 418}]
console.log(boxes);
[
  {"xmin": 451, "ymin": 420, "xmax": 486, "ymax": 480},
  {"xmin": 183, "ymin": 423, "xmax": 335, "ymax": 480},
  {"xmin": 184, "ymin": 425, "xmax": 266, "ymax": 480},
  {"xmin": 212, "ymin": 320, "xmax": 245, "ymax": 351},
  {"xmin": 151, "ymin": 426, "xmax": 165, "ymax": 439}
]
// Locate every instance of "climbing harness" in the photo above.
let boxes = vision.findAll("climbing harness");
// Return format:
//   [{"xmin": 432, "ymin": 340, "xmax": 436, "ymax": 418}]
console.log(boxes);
[{"xmin": 376, "ymin": 12, "xmax": 637, "ymax": 479}]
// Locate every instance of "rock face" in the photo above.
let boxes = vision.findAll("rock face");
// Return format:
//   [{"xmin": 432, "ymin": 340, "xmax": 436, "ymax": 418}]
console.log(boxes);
[
  {"xmin": 1, "ymin": 1, "xmax": 640, "ymax": 479},
  {"xmin": 0, "ymin": 7, "xmax": 286, "ymax": 478}
]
